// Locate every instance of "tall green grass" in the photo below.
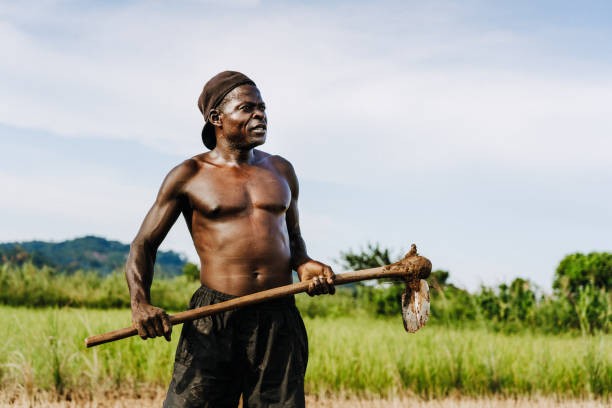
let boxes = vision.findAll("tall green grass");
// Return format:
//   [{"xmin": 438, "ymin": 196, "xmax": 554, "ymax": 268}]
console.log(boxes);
[
  {"xmin": 0, "ymin": 306, "xmax": 609, "ymax": 401},
  {"xmin": 3, "ymin": 263, "xmax": 609, "ymax": 335},
  {"xmin": 0, "ymin": 263, "xmax": 199, "ymax": 310},
  {"xmin": 306, "ymin": 317, "xmax": 610, "ymax": 399}
]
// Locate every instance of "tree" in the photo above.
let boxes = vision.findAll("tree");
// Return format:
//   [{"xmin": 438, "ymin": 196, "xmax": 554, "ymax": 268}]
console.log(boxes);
[
  {"xmin": 553, "ymin": 252, "xmax": 611, "ymax": 334},
  {"xmin": 338, "ymin": 242, "xmax": 393, "ymax": 270},
  {"xmin": 554, "ymin": 252, "xmax": 612, "ymax": 297}
]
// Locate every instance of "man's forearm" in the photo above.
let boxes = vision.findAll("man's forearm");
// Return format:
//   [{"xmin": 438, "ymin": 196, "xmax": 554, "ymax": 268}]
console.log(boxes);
[
  {"xmin": 126, "ymin": 239, "xmax": 157, "ymax": 306},
  {"xmin": 289, "ymin": 233, "xmax": 312, "ymax": 274}
]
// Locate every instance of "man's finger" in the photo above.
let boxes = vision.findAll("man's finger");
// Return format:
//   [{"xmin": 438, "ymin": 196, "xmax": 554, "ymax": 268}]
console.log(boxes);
[
  {"xmin": 323, "ymin": 267, "xmax": 336, "ymax": 295},
  {"xmin": 161, "ymin": 314, "xmax": 172, "ymax": 342},
  {"xmin": 314, "ymin": 276, "xmax": 329, "ymax": 296},
  {"xmin": 307, "ymin": 281, "xmax": 316, "ymax": 297},
  {"xmin": 144, "ymin": 318, "xmax": 157, "ymax": 339},
  {"xmin": 317, "ymin": 276, "xmax": 327, "ymax": 295},
  {"xmin": 153, "ymin": 316, "xmax": 165, "ymax": 337},
  {"xmin": 319, "ymin": 276, "xmax": 330, "ymax": 294},
  {"xmin": 139, "ymin": 321, "xmax": 153, "ymax": 339},
  {"xmin": 135, "ymin": 322, "xmax": 148, "ymax": 340},
  {"xmin": 328, "ymin": 281, "xmax": 336, "ymax": 295},
  {"xmin": 316, "ymin": 276, "xmax": 326, "ymax": 294}
]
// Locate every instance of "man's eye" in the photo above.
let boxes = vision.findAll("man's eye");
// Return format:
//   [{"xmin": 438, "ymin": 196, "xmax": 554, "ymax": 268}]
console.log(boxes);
[{"xmin": 241, "ymin": 106, "xmax": 253, "ymax": 112}]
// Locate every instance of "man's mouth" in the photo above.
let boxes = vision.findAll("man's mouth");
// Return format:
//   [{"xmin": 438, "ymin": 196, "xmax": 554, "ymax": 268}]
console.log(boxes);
[{"xmin": 251, "ymin": 124, "xmax": 267, "ymax": 133}]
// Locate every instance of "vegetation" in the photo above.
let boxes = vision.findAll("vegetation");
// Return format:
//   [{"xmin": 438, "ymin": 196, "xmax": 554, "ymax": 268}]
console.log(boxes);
[
  {"xmin": 0, "ymin": 249, "xmax": 609, "ymax": 334},
  {"xmin": 0, "ymin": 236, "xmax": 187, "ymax": 276},
  {"xmin": 0, "ymin": 243, "xmax": 610, "ymax": 402},
  {"xmin": 0, "ymin": 263, "xmax": 199, "ymax": 310},
  {"xmin": 335, "ymin": 245, "xmax": 610, "ymax": 335},
  {"xmin": 1, "ymin": 241, "xmax": 608, "ymax": 335},
  {"xmin": 0, "ymin": 307, "xmax": 608, "ymax": 401}
]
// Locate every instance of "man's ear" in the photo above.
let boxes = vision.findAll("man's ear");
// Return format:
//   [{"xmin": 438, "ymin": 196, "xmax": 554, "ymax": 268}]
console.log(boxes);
[{"xmin": 209, "ymin": 109, "xmax": 222, "ymax": 127}]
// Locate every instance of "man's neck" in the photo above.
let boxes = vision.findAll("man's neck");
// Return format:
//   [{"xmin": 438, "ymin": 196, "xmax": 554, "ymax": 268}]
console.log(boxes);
[{"xmin": 210, "ymin": 144, "xmax": 255, "ymax": 166}]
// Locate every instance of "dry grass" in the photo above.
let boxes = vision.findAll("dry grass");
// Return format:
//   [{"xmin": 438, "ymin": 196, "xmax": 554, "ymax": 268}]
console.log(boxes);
[
  {"xmin": 306, "ymin": 397, "xmax": 609, "ymax": 408},
  {"xmin": 0, "ymin": 392, "xmax": 608, "ymax": 408}
]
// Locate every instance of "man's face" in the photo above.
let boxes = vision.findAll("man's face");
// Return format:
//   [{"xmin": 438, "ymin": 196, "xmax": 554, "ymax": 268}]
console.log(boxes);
[{"xmin": 217, "ymin": 84, "xmax": 267, "ymax": 149}]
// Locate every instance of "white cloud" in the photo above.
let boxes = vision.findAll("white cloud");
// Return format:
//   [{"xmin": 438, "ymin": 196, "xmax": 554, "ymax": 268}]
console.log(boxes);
[{"xmin": 2, "ymin": 1, "xmax": 610, "ymax": 186}]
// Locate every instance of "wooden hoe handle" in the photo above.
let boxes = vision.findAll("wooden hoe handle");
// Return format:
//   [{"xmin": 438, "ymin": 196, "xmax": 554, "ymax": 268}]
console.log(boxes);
[{"xmin": 85, "ymin": 245, "xmax": 431, "ymax": 348}]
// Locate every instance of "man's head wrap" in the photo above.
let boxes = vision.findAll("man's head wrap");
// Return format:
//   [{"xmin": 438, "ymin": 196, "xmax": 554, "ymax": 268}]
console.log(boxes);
[{"xmin": 197, "ymin": 71, "xmax": 256, "ymax": 150}]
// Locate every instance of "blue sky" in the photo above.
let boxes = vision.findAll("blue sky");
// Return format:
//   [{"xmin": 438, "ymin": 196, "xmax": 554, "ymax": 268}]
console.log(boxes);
[{"xmin": 1, "ymin": 1, "xmax": 611, "ymax": 291}]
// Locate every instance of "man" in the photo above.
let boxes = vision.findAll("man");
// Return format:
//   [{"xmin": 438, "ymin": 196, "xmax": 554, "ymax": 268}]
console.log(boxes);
[{"xmin": 125, "ymin": 71, "xmax": 335, "ymax": 407}]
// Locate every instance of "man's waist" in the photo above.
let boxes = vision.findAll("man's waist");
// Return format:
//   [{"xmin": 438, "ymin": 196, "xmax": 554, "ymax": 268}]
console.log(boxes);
[
  {"xmin": 199, "ymin": 268, "xmax": 293, "ymax": 295},
  {"xmin": 193, "ymin": 284, "xmax": 296, "ymax": 309}
]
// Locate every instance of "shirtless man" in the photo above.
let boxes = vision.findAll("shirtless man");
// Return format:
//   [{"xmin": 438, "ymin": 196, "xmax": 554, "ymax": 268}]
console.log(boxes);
[{"xmin": 125, "ymin": 71, "xmax": 335, "ymax": 407}]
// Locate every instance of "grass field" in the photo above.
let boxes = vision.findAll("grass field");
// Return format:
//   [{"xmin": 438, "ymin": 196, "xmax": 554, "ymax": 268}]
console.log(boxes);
[{"xmin": 0, "ymin": 306, "xmax": 609, "ymax": 404}]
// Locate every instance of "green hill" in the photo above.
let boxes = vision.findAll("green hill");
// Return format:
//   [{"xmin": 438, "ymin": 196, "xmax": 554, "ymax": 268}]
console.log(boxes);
[{"xmin": 0, "ymin": 235, "xmax": 187, "ymax": 276}]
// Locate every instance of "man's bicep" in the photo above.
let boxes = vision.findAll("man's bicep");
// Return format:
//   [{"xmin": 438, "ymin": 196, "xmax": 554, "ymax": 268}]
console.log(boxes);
[
  {"xmin": 286, "ymin": 196, "xmax": 303, "ymax": 236},
  {"xmin": 285, "ymin": 196, "xmax": 312, "ymax": 271},
  {"xmin": 277, "ymin": 157, "xmax": 300, "ymax": 231},
  {"xmin": 133, "ymin": 166, "xmax": 188, "ymax": 248},
  {"xmin": 134, "ymin": 198, "xmax": 182, "ymax": 249}
]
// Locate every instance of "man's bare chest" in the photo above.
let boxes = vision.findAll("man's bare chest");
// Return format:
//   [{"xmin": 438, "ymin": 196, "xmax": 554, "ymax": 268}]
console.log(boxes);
[{"xmin": 184, "ymin": 167, "xmax": 292, "ymax": 218}]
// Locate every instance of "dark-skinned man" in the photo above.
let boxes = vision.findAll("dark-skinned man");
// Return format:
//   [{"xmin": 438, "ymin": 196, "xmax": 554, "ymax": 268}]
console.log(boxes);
[{"xmin": 125, "ymin": 71, "xmax": 335, "ymax": 408}]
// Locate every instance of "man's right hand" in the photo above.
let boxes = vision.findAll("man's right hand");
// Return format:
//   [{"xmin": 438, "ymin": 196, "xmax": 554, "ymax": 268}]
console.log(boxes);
[{"xmin": 131, "ymin": 303, "xmax": 172, "ymax": 341}]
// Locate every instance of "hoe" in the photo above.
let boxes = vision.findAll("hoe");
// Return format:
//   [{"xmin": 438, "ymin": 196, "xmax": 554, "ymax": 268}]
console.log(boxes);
[{"xmin": 85, "ymin": 244, "xmax": 432, "ymax": 347}]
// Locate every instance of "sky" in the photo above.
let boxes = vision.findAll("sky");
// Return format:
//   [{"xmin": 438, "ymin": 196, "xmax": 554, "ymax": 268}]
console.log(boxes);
[{"xmin": 1, "ymin": 0, "xmax": 611, "ymax": 291}]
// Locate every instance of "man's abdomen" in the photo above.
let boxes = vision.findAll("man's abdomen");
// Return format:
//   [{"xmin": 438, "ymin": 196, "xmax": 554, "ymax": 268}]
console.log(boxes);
[{"xmin": 192, "ymin": 212, "xmax": 293, "ymax": 296}]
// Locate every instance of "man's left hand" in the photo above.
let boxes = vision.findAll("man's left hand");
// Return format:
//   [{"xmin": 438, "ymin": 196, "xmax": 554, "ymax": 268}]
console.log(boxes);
[{"xmin": 298, "ymin": 260, "xmax": 336, "ymax": 296}]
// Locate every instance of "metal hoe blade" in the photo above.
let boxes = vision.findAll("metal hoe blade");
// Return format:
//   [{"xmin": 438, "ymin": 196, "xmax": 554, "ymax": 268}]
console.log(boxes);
[{"xmin": 401, "ymin": 279, "xmax": 430, "ymax": 333}]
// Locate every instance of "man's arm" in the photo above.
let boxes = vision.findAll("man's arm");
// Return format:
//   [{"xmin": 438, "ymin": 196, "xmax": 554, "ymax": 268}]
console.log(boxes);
[
  {"xmin": 126, "ymin": 161, "xmax": 194, "ymax": 340},
  {"xmin": 278, "ymin": 157, "xmax": 335, "ymax": 296}
]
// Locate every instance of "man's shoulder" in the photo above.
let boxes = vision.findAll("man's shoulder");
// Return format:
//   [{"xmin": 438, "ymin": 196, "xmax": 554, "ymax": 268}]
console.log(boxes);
[
  {"xmin": 255, "ymin": 151, "xmax": 298, "ymax": 192},
  {"xmin": 255, "ymin": 150, "xmax": 294, "ymax": 172},
  {"xmin": 170, "ymin": 156, "xmax": 202, "ymax": 177},
  {"xmin": 160, "ymin": 157, "xmax": 203, "ymax": 190}
]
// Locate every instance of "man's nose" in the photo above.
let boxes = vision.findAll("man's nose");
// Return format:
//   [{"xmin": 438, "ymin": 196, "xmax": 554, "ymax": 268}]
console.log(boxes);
[{"xmin": 253, "ymin": 108, "xmax": 266, "ymax": 120}]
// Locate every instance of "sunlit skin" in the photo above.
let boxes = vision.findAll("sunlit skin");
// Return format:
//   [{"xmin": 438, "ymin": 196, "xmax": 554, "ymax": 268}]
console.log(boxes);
[{"xmin": 125, "ymin": 84, "xmax": 335, "ymax": 340}]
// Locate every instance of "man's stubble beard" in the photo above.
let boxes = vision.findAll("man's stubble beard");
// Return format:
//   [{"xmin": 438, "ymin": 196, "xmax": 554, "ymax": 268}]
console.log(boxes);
[{"xmin": 225, "ymin": 134, "xmax": 266, "ymax": 151}]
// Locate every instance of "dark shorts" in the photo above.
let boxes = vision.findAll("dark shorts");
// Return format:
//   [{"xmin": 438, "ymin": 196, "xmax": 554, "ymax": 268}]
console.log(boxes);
[{"xmin": 163, "ymin": 285, "xmax": 308, "ymax": 408}]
